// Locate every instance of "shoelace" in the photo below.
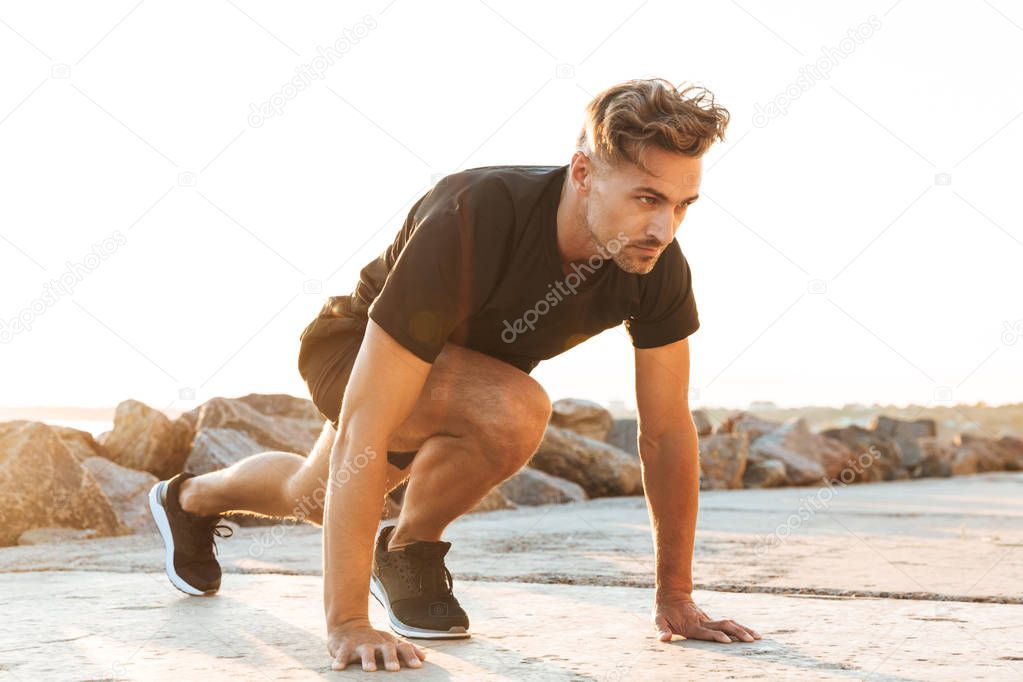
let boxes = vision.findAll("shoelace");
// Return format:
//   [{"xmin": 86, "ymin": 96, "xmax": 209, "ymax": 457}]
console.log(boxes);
[
  {"xmin": 184, "ymin": 516, "xmax": 234, "ymax": 559},
  {"xmin": 405, "ymin": 544, "xmax": 455, "ymax": 597}
]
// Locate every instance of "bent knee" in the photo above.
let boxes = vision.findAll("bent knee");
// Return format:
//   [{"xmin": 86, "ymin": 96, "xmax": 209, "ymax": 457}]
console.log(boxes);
[
  {"xmin": 478, "ymin": 381, "xmax": 551, "ymax": 477},
  {"xmin": 501, "ymin": 371, "xmax": 552, "ymax": 427}
]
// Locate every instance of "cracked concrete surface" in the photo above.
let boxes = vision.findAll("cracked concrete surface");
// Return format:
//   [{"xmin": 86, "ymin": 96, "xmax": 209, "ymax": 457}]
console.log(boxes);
[{"xmin": 2, "ymin": 472, "xmax": 1021, "ymax": 679}]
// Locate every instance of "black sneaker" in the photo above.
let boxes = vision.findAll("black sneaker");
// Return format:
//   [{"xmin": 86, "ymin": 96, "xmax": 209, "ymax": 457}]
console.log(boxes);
[
  {"xmin": 369, "ymin": 525, "xmax": 470, "ymax": 639},
  {"xmin": 148, "ymin": 472, "xmax": 234, "ymax": 596}
]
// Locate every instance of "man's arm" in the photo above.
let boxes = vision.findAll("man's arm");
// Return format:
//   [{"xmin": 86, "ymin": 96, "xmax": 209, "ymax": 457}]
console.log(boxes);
[
  {"xmin": 323, "ymin": 319, "xmax": 431, "ymax": 670},
  {"xmin": 634, "ymin": 337, "xmax": 760, "ymax": 643}
]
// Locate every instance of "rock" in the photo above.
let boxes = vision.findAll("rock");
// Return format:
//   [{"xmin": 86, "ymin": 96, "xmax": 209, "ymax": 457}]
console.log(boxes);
[
  {"xmin": 550, "ymin": 398, "xmax": 613, "ymax": 441},
  {"xmin": 17, "ymin": 527, "xmax": 100, "ymax": 545},
  {"xmin": 606, "ymin": 418, "xmax": 638, "ymax": 457},
  {"xmin": 0, "ymin": 421, "xmax": 130, "ymax": 546},
  {"xmin": 749, "ymin": 418, "xmax": 854, "ymax": 486},
  {"xmin": 529, "ymin": 425, "xmax": 643, "ymax": 497},
  {"xmin": 80, "ymin": 457, "xmax": 159, "ymax": 532},
  {"xmin": 469, "ymin": 488, "xmax": 516, "ymax": 513},
  {"xmin": 183, "ymin": 395, "xmax": 323, "ymax": 456},
  {"xmin": 692, "ymin": 409, "xmax": 714, "ymax": 437},
  {"xmin": 719, "ymin": 412, "xmax": 781, "ymax": 444},
  {"xmin": 98, "ymin": 400, "xmax": 193, "ymax": 479},
  {"xmin": 872, "ymin": 416, "xmax": 936, "ymax": 469},
  {"xmin": 50, "ymin": 425, "xmax": 107, "ymax": 462},
  {"xmin": 820, "ymin": 425, "xmax": 906, "ymax": 482},
  {"xmin": 952, "ymin": 433, "xmax": 1023, "ymax": 474},
  {"xmin": 743, "ymin": 459, "xmax": 788, "ymax": 488},
  {"xmin": 498, "ymin": 467, "xmax": 587, "ymax": 505},
  {"xmin": 999, "ymin": 435, "xmax": 1023, "ymax": 470},
  {"xmin": 698, "ymin": 433, "xmax": 748, "ymax": 490},
  {"xmin": 916, "ymin": 436, "xmax": 956, "ymax": 478},
  {"xmin": 177, "ymin": 393, "xmax": 322, "ymax": 432},
  {"xmin": 184, "ymin": 428, "xmax": 267, "ymax": 475}
]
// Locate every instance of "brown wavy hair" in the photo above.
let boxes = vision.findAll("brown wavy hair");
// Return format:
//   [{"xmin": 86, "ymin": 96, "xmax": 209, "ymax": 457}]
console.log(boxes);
[{"xmin": 577, "ymin": 78, "xmax": 730, "ymax": 172}]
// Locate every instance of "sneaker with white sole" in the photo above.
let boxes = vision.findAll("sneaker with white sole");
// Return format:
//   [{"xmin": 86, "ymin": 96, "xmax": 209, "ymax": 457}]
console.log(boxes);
[
  {"xmin": 149, "ymin": 472, "xmax": 233, "ymax": 596},
  {"xmin": 369, "ymin": 524, "xmax": 470, "ymax": 639}
]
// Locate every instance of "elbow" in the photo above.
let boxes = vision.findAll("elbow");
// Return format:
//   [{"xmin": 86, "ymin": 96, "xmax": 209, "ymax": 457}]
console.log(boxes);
[{"xmin": 637, "ymin": 418, "xmax": 699, "ymax": 463}]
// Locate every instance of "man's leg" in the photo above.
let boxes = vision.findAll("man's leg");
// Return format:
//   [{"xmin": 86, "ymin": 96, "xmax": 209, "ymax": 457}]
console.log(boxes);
[
  {"xmin": 177, "ymin": 342, "xmax": 550, "ymax": 528},
  {"xmin": 176, "ymin": 422, "xmax": 411, "ymax": 522},
  {"xmin": 383, "ymin": 347, "xmax": 551, "ymax": 547}
]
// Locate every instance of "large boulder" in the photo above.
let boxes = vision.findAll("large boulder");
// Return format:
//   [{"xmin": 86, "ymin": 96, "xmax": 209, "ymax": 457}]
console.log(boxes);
[
  {"xmin": 743, "ymin": 458, "xmax": 788, "ymax": 488},
  {"xmin": 0, "ymin": 421, "xmax": 130, "ymax": 546},
  {"xmin": 469, "ymin": 488, "xmax": 516, "ymax": 513},
  {"xmin": 916, "ymin": 436, "xmax": 957, "ymax": 478},
  {"xmin": 550, "ymin": 398, "xmax": 613, "ymax": 441},
  {"xmin": 606, "ymin": 418, "xmax": 638, "ymax": 457},
  {"xmin": 177, "ymin": 393, "xmax": 322, "ymax": 432},
  {"xmin": 820, "ymin": 425, "xmax": 906, "ymax": 482},
  {"xmin": 50, "ymin": 425, "xmax": 108, "ymax": 462},
  {"xmin": 81, "ymin": 456, "xmax": 159, "ymax": 532},
  {"xmin": 872, "ymin": 416, "xmax": 937, "ymax": 469},
  {"xmin": 698, "ymin": 433, "xmax": 748, "ymax": 490},
  {"xmin": 749, "ymin": 418, "xmax": 854, "ymax": 486},
  {"xmin": 183, "ymin": 395, "xmax": 323, "ymax": 456},
  {"xmin": 184, "ymin": 428, "xmax": 267, "ymax": 475},
  {"xmin": 952, "ymin": 433, "xmax": 1023, "ymax": 474},
  {"xmin": 691, "ymin": 409, "xmax": 714, "ymax": 437},
  {"xmin": 98, "ymin": 400, "xmax": 193, "ymax": 479},
  {"xmin": 529, "ymin": 425, "xmax": 643, "ymax": 497},
  {"xmin": 718, "ymin": 412, "xmax": 781, "ymax": 444},
  {"xmin": 498, "ymin": 467, "xmax": 587, "ymax": 505}
]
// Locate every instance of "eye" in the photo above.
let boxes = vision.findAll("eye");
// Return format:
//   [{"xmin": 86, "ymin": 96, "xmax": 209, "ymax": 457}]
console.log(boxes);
[{"xmin": 638, "ymin": 196, "xmax": 658, "ymax": 206}]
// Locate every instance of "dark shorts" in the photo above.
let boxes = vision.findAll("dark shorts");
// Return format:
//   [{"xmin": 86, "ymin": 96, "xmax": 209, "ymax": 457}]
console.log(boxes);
[{"xmin": 297, "ymin": 295, "xmax": 417, "ymax": 470}]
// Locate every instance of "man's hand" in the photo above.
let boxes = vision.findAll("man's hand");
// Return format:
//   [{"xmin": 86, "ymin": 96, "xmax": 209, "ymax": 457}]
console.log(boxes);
[
  {"xmin": 328, "ymin": 618, "xmax": 427, "ymax": 672},
  {"xmin": 653, "ymin": 596, "xmax": 762, "ymax": 643}
]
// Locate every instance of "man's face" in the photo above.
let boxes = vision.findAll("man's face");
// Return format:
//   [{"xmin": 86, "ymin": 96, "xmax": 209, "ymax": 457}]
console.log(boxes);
[{"xmin": 581, "ymin": 146, "xmax": 703, "ymax": 274}]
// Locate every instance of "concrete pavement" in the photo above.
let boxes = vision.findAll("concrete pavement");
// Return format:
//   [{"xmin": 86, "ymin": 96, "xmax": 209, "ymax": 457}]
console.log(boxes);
[{"xmin": 1, "ymin": 472, "xmax": 1021, "ymax": 679}]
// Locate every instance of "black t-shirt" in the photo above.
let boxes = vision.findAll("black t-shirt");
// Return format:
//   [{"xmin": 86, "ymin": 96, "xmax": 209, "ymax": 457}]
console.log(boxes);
[{"xmin": 348, "ymin": 164, "xmax": 699, "ymax": 373}]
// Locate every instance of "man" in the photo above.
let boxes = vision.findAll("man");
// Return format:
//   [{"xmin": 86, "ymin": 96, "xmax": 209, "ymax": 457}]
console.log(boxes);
[{"xmin": 148, "ymin": 77, "xmax": 762, "ymax": 673}]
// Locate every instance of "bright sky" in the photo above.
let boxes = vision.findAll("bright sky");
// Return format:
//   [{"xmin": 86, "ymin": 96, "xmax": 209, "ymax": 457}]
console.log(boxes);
[{"xmin": 1, "ymin": 0, "xmax": 1021, "ymax": 416}]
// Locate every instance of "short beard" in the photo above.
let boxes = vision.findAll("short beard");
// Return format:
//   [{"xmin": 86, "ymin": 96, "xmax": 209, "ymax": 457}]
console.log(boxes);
[
  {"xmin": 584, "ymin": 219, "xmax": 656, "ymax": 275},
  {"xmin": 611, "ymin": 250, "xmax": 656, "ymax": 274},
  {"xmin": 583, "ymin": 200, "xmax": 660, "ymax": 274}
]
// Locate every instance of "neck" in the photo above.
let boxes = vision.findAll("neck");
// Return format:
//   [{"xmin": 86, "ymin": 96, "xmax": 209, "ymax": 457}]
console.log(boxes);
[{"xmin": 555, "ymin": 171, "xmax": 598, "ymax": 276}]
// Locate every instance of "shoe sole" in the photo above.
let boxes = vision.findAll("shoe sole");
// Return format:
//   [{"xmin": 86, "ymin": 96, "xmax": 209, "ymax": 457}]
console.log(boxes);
[
  {"xmin": 369, "ymin": 573, "xmax": 470, "ymax": 639},
  {"xmin": 148, "ymin": 480, "xmax": 219, "ymax": 597}
]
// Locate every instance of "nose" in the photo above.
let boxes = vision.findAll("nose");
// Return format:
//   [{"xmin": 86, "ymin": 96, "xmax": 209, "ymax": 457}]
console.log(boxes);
[{"xmin": 646, "ymin": 219, "xmax": 672, "ymax": 247}]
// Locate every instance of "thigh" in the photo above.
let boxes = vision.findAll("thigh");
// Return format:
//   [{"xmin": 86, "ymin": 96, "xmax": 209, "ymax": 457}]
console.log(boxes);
[
  {"xmin": 381, "ymin": 342, "xmax": 549, "ymax": 452},
  {"xmin": 290, "ymin": 340, "xmax": 548, "ymax": 506}
]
